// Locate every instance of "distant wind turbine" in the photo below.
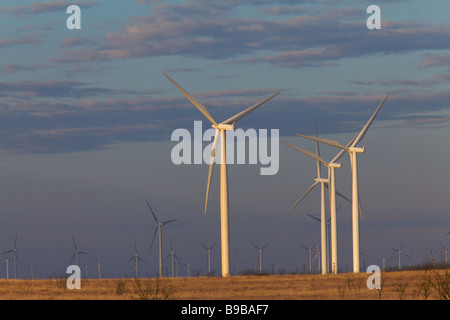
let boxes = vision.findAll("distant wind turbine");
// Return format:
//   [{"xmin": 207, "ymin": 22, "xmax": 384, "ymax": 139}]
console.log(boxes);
[
  {"xmin": 201, "ymin": 242, "xmax": 217, "ymax": 276},
  {"xmin": 250, "ymin": 241, "xmax": 269, "ymax": 274},
  {"xmin": 3, "ymin": 232, "xmax": 20, "ymax": 279},
  {"xmin": 293, "ymin": 94, "xmax": 389, "ymax": 273},
  {"xmin": 147, "ymin": 200, "xmax": 176, "ymax": 278},
  {"xmin": 306, "ymin": 205, "xmax": 342, "ymax": 274},
  {"xmin": 94, "ymin": 256, "xmax": 101, "ymax": 280},
  {"xmin": 165, "ymin": 239, "xmax": 180, "ymax": 278},
  {"xmin": 393, "ymin": 242, "xmax": 405, "ymax": 270},
  {"xmin": 128, "ymin": 239, "xmax": 145, "ymax": 279},
  {"xmin": 165, "ymin": 72, "xmax": 279, "ymax": 277},
  {"xmin": 300, "ymin": 242, "xmax": 317, "ymax": 274},
  {"xmin": 70, "ymin": 235, "xmax": 88, "ymax": 268}
]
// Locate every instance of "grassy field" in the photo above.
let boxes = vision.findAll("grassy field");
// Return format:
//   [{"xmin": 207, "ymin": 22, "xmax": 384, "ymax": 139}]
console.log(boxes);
[{"xmin": 0, "ymin": 268, "xmax": 448, "ymax": 300}]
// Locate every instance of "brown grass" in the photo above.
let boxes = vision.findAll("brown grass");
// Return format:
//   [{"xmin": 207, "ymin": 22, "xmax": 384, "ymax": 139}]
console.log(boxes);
[{"xmin": 0, "ymin": 269, "xmax": 448, "ymax": 300}]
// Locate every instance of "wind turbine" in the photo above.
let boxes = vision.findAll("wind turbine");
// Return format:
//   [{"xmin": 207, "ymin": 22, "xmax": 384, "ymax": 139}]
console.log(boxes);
[
  {"xmin": 25, "ymin": 259, "xmax": 37, "ymax": 280},
  {"xmin": 201, "ymin": 242, "xmax": 217, "ymax": 276},
  {"xmin": 128, "ymin": 239, "xmax": 145, "ymax": 279},
  {"xmin": 164, "ymin": 72, "xmax": 279, "ymax": 277},
  {"xmin": 250, "ymin": 241, "xmax": 269, "ymax": 274},
  {"xmin": 233, "ymin": 252, "xmax": 244, "ymax": 275},
  {"xmin": 286, "ymin": 124, "xmax": 351, "ymax": 275},
  {"xmin": 3, "ymin": 232, "xmax": 20, "ymax": 279},
  {"xmin": 282, "ymin": 141, "xmax": 342, "ymax": 274},
  {"xmin": 393, "ymin": 242, "xmax": 405, "ymax": 270},
  {"xmin": 293, "ymin": 94, "xmax": 389, "ymax": 273},
  {"xmin": 94, "ymin": 256, "xmax": 101, "ymax": 280},
  {"xmin": 300, "ymin": 242, "xmax": 316, "ymax": 274},
  {"xmin": 442, "ymin": 245, "xmax": 449, "ymax": 264},
  {"xmin": 165, "ymin": 239, "xmax": 180, "ymax": 278},
  {"xmin": 70, "ymin": 235, "xmax": 88, "ymax": 268},
  {"xmin": 147, "ymin": 200, "xmax": 176, "ymax": 278},
  {"xmin": 306, "ymin": 204, "xmax": 342, "ymax": 274}
]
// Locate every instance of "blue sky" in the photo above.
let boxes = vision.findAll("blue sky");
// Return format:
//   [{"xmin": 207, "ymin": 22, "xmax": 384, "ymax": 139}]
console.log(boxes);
[{"xmin": 0, "ymin": 0, "xmax": 449, "ymax": 279}]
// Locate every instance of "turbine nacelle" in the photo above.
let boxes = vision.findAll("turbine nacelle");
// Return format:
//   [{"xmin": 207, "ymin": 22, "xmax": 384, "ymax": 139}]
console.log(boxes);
[
  {"xmin": 328, "ymin": 162, "xmax": 342, "ymax": 169},
  {"xmin": 348, "ymin": 146, "xmax": 366, "ymax": 153},
  {"xmin": 212, "ymin": 123, "xmax": 235, "ymax": 131}
]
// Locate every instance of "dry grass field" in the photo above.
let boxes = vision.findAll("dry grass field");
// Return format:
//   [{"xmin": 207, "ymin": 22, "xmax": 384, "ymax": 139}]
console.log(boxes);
[{"xmin": 0, "ymin": 269, "xmax": 448, "ymax": 300}]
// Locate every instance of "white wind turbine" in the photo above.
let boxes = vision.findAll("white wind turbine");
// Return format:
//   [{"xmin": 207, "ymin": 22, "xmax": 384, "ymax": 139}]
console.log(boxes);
[
  {"xmin": 70, "ymin": 235, "xmax": 88, "ymax": 268},
  {"xmin": 393, "ymin": 242, "xmax": 405, "ymax": 270},
  {"xmin": 147, "ymin": 200, "xmax": 177, "ymax": 278},
  {"xmin": 300, "ymin": 242, "xmax": 317, "ymax": 274},
  {"xmin": 3, "ymin": 232, "xmax": 20, "ymax": 279},
  {"xmin": 286, "ymin": 123, "xmax": 352, "ymax": 275},
  {"xmin": 164, "ymin": 73, "xmax": 279, "ymax": 277},
  {"xmin": 201, "ymin": 242, "xmax": 217, "ymax": 276},
  {"xmin": 282, "ymin": 141, "xmax": 342, "ymax": 274},
  {"xmin": 250, "ymin": 241, "xmax": 269, "ymax": 274},
  {"xmin": 293, "ymin": 94, "xmax": 389, "ymax": 273},
  {"xmin": 128, "ymin": 239, "xmax": 145, "ymax": 279},
  {"xmin": 306, "ymin": 204, "xmax": 342, "ymax": 274},
  {"xmin": 165, "ymin": 239, "xmax": 180, "ymax": 278},
  {"xmin": 94, "ymin": 256, "xmax": 101, "ymax": 280}
]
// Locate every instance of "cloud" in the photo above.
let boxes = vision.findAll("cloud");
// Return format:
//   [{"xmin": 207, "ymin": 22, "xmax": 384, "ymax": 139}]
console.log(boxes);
[
  {"xmin": 0, "ymin": 77, "xmax": 449, "ymax": 155},
  {"xmin": 51, "ymin": 0, "xmax": 450, "ymax": 71},
  {"xmin": 0, "ymin": 1, "xmax": 98, "ymax": 17},
  {"xmin": 421, "ymin": 52, "xmax": 450, "ymax": 67},
  {"xmin": 0, "ymin": 34, "xmax": 43, "ymax": 48}
]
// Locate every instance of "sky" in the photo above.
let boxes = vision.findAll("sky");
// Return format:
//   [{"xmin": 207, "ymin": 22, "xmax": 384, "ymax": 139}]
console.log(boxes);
[{"xmin": 0, "ymin": 0, "xmax": 450, "ymax": 279}]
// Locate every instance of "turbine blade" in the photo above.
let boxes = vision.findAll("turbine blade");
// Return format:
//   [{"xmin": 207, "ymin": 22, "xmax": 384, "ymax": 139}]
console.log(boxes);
[
  {"xmin": 300, "ymin": 243, "xmax": 309, "ymax": 251},
  {"xmin": 162, "ymin": 219, "xmax": 177, "ymax": 226},
  {"xmin": 14, "ymin": 232, "xmax": 18, "ymax": 250},
  {"xmin": 329, "ymin": 148, "xmax": 348, "ymax": 165},
  {"xmin": 250, "ymin": 241, "xmax": 259, "ymax": 250},
  {"xmin": 127, "ymin": 256, "xmax": 134, "ymax": 264},
  {"xmin": 205, "ymin": 129, "xmax": 219, "ymax": 215},
  {"xmin": 351, "ymin": 94, "xmax": 389, "ymax": 147},
  {"xmin": 210, "ymin": 242, "xmax": 217, "ymax": 250},
  {"xmin": 294, "ymin": 133, "xmax": 348, "ymax": 150},
  {"xmin": 262, "ymin": 243, "xmax": 269, "ymax": 250},
  {"xmin": 306, "ymin": 213, "xmax": 321, "ymax": 222},
  {"xmin": 315, "ymin": 123, "xmax": 321, "ymax": 178},
  {"xmin": 358, "ymin": 193, "xmax": 364, "ymax": 222},
  {"xmin": 72, "ymin": 235, "xmax": 78, "ymax": 251},
  {"xmin": 222, "ymin": 92, "xmax": 280, "ymax": 124},
  {"xmin": 164, "ymin": 73, "xmax": 217, "ymax": 125},
  {"xmin": 335, "ymin": 189, "xmax": 351, "ymax": 204},
  {"xmin": 282, "ymin": 141, "xmax": 329, "ymax": 166},
  {"xmin": 200, "ymin": 242, "xmax": 208, "ymax": 251},
  {"xmin": 287, "ymin": 181, "xmax": 319, "ymax": 215},
  {"xmin": 149, "ymin": 227, "xmax": 158, "ymax": 253},
  {"xmin": 146, "ymin": 200, "xmax": 159, "ymax": 224}
]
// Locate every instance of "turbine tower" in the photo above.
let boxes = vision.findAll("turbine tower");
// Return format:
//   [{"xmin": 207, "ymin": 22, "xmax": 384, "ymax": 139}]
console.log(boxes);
[
  {"xmin": 250, "ymin": 241, "xmax": 269, "ymax": 274},
  {"xmin": 282, "ymin": 141, "xmax": 342, "ymax": 274},
  {"xmin": 201, "ymin": 242, "xmax": 217, "ymax": 276},
  {"xmin": 293, "ymin": 94, "xmax": 389, "ymax": 273},
  {"xmin": 164, "ymin": 72, "xmax": 279, "ymax": 277},
  {"xmin": 147, "ymin": 200, "xmax": 176, "ymax": 278}
]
